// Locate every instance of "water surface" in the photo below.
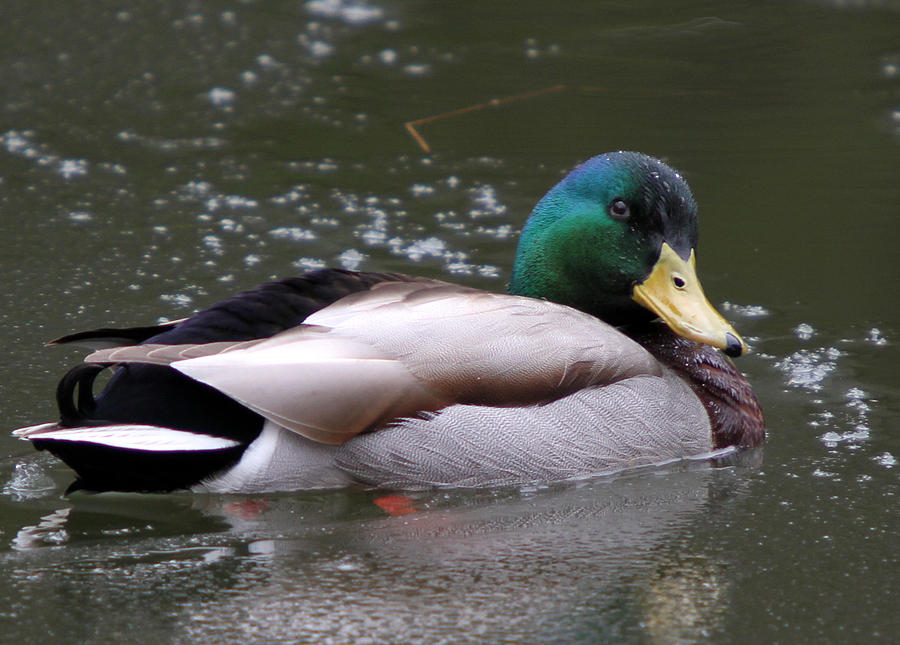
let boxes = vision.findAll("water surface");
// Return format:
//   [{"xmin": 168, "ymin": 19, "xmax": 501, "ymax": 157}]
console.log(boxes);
[{"xmin": 1, "ymin": 1, "xmax": 898, "ymax": 643}]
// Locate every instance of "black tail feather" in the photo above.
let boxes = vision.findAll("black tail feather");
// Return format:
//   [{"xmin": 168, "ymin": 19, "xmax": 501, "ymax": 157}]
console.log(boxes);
[
  {"xmin": 56, "ymin": 363, "xmax": 109, "ymax": 426},
  {"xmin": 34, "ymin": 269, "xmax": 417, "ymax": 492}
]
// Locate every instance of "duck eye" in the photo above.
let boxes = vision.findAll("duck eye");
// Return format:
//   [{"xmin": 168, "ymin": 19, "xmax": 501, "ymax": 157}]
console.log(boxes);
[{"xmin": 609, "ymin": 198, "xmax": 630, "ymax": 220}]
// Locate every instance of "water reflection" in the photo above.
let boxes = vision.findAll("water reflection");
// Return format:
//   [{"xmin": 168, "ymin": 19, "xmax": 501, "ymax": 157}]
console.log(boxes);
[
  {"xmin": 1, "ymin": 461, "xmax": 755, "ymax": 643},
  {"xmin": 639, "ymin": 553, "xmax": 728, "ymax": 643}
]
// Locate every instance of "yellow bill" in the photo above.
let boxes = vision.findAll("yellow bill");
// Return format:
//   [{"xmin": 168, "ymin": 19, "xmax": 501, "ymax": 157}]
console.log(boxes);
[{"xmin": 632, "ymin": 243, "xmax": 748, "ymax": 357}]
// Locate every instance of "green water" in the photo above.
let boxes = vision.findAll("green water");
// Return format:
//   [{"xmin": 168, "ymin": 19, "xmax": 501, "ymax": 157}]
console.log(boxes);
[{"xmin": 1, "ymin": 1, "xmax": 898, "ymax": 643}]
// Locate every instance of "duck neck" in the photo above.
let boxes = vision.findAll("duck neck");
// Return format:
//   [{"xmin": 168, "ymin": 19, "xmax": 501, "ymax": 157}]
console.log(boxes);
[{"xmin": 508, "ymin": 219, "xmax": 651, "ymax": 325}]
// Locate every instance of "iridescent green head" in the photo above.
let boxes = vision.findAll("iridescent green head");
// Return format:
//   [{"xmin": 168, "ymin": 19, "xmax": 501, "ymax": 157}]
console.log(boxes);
[{"xmin": 509, "ymin": 152, "xmax": 746, "ymax": 356}]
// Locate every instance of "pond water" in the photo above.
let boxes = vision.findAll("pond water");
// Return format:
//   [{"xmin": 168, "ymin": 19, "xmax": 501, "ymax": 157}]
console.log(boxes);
[{"xmin": 1, "ymin": 1, "xmax": 898, "ymax": 643}]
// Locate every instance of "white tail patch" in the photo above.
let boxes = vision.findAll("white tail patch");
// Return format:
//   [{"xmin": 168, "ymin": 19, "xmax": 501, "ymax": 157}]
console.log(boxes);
[{"xmin": 17, "ymin": 424, "xmax": 241, "ymax": 452}]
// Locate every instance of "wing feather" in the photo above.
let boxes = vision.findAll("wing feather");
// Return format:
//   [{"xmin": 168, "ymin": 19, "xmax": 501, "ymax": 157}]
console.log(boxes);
[{"xmin": 76, "ymin": 282, "xmax": 662, "ymax": 446}]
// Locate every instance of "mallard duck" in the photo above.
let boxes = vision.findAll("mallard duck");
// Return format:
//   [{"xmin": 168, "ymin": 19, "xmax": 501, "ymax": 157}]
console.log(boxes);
[{"xmin": 13, "ymin": 151, "xmax": 764, "ymax": 493}]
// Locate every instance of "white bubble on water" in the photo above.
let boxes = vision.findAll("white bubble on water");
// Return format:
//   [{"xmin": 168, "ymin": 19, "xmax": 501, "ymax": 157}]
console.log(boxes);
[
  {"xmin": 208, "ymin": 87, "xmax": 236, "ymax": 107},
  {"xmin": 403, "ymin": 63, "xmax": 431, "ymax": 77},
  {"xmin": 202, "ymin": 234, "xmax": 225, "ymax": 256},
  {"xmin": 1, "ymin": 131, "xmax": 96, "ymax": 179},
  {"xmin": 468, "ymin": 184, "xmax": 507, "ymax": 218},
  {"xmin": 379, "ymin": 49, "xmax": 397, "ymax": 65},
  {"xmin": 219, "ymin": 218, "xmax": 245, "ymax": 233},
  {"xmin": 874, "ymin": 452, "xmax": 896, "ymax": 468},
  {"xmin": 816, "ymin": 384, "xmax": 877, "ymax": 451},
  {"xmin": 337, "ymin": 248, "xmax": 366, "ymax": 270},
  {"xmin": 721, "ymin": 302, "xmax": 770, "ymax": 317},
  {"xmin": 360, "ymin": 228, "xmax": 387, "ymax": 245},
  {"xmin": 446, "ymin": 262, "xmax": 474, "ymax": 275},
  {"xmin": 776, "ymin": 346, "xmax": 841, "ymax": 391},
  {"xmin": 59, "ymin": 158, "xmax": 89, "ymax": 179},
  {"xmin": 2, "ymin": 461, "xmax": 56, "ymax": 501},
  {"xmin": 223, "ymin": 195, "xmax": 258, "ymax": 209},
  {"xmin": 269, "ymin": 226, "xmax": 317, "ymax": 242},
  {"xmin": 305, "ymin": 0, "xmax": 384, "ymax": 25},
  {"xmin": 183, "ymin": 180, "xmax": 213, "ymax": 198},
  {"xmin": 256, "ymin": 54, "xmax": 279, "ymax": 69},
  {"xmin": 294, "ymin": 257, "xmax": 327, "ymax": 271},
  {"xmin": 474, "ymin": 224, "xmax": 514, "ymax": 240},
  {"xmin": 794, "ymin": 322, "xmax": 815, "ymax": 340},
  {"xmin": 68, "ymin": 211, "xmax": 94, "ymax": 222},
  {"xmin": 304, "ymin": 39, "xmax": 334, "ymax": 59},
  {"xmin": 401, "ymin": 237, "xmax": 446, "ymax": 262},
  {"xmin": 160, "ymin": 293, "xmax": 194, "ymax": 307}
]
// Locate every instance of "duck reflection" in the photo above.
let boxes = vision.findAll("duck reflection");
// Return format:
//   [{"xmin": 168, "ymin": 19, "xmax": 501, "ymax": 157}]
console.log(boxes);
[
  {"xmin": 186, "ymin": 458, "xmax": 756, "ymax": 643},
  {"xmin": 5, "ymin": 454, "xmax": 758, "ymax": 643}
]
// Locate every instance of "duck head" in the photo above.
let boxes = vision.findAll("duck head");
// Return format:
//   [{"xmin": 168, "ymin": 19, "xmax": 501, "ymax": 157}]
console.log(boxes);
[{"xmin": 509, "ymin": 151, "xmax": 747, "ymax": 357}]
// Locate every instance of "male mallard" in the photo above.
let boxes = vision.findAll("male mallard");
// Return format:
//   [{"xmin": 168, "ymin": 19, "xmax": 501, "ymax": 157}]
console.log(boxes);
[{"xmin": 14, "ymin": 152, "xmax": 764, "ymax": 493}]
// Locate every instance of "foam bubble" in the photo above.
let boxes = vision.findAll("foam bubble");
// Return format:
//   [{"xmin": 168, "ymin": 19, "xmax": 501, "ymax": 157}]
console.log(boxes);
[
  {"xmin": 338, "ymin": 248, "xmax": 366, "ymax": 270},
  {"xmin": 293, "ymin": 257, "xmax": 327, "ymax": 270},
  {"xmin": 874, "ymin": 452, "xmax": 896, "ymax": 468},
  {"xmin": 2, "ymin": 460, "xmax": 56, "ymax": 501},
  {"xmin": 468, "ymin": 185, "xmax": 507, "ymax": 218},
  {"xmin": 776, "ymin": 347, "xmax": 841, "ymax": 391},
  {"xmin": 269, "ymin": 226, "xmax": 317, "ymax": 241},
  {"xmin": 208, "ymin": 87, "xmax": 236, "ymax": 106},
  {"xmin": 160, "ymin": 293, "xmax": 194, "ymax": 307},
  {"xmin": 794, "ymin": 323, "xmax": 815, "ymax": 340},
  {"xmin": 403, "ymin": 63, "xmax": 431, "ymax": 77},
  {"xmin": 59, "ymin": 158, "xmax": 89, "ymax": 179},
  {"xmin": 721, "ymin": 302, "xmax": 770, "ymax": 317},
  {"xmin": 305, "ymin": 0, "xmax": 384, "ymax": 25}
]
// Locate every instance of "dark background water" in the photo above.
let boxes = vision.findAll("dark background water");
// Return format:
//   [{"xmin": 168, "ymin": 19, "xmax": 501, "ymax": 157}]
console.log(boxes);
[{"xmin": 1, "ymin": 1, "xmax": 898, "ymax": 643}]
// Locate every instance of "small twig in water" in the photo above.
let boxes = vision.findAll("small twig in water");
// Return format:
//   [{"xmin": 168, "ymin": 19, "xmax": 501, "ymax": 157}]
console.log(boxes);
[{"xmin": 404, "ymin": 84, "xmax": 567, "ymax": 153}]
